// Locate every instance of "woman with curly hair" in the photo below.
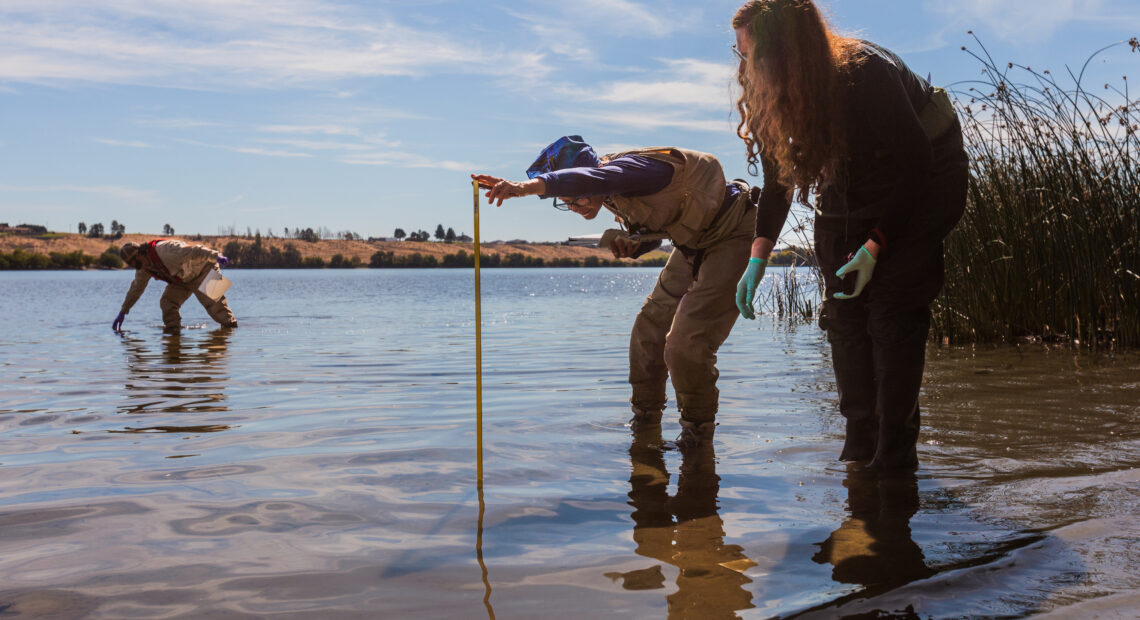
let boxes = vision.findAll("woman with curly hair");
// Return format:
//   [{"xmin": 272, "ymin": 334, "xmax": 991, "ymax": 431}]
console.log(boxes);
[{"xmin": 732, "ymin": 0, "xmax": 968, "ymax": 469}]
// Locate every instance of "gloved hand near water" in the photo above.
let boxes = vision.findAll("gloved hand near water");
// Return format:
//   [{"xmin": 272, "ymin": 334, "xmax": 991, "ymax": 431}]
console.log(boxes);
[
  {"xmin": 833, "ymin": 244, "xmax": 878, "ymax": 300},
  {"xmin": 735, "ymin": 258, "xmax": 768, "ymax": 320},
  {"xmin": 217, "ymin": 255, "xmax": 229, "ymax": 268},
  {"xmin": 112, "ymin": 312, "xmax": 126, "ymax": 331}
]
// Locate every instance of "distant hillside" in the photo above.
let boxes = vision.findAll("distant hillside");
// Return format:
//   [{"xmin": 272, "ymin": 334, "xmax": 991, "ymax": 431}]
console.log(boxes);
[{"xmin": 0, "ymin": 232, "xmax": 669, "ymax": 268}]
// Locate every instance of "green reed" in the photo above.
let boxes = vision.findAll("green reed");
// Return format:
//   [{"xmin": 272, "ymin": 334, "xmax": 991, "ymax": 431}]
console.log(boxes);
[
  {"xmin": 933, "ymin": 35, "xmax": 1140, "ymax": 349},
  {"xmin": 754, "ymin": 205, "xmax": 824, "ymax": 322}
]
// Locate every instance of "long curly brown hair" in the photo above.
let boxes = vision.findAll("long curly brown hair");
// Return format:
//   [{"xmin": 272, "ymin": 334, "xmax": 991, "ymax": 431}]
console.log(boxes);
[{"xmin": 733, "ymin": 0, "xmax": 862, "ymax": 199}]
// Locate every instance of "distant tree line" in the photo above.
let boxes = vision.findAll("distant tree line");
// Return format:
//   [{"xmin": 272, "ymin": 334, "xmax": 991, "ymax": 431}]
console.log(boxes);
[
  {"xmin": 78, "ymin": 221, "xmax": 126, "ymax": 239},
  {"xmin": 369, "ymin": 250, "xmax": 663, "ymax": 269},
  {"xmin": 213, "ymin": 238, "xmax": 665, "ymax": 269},
  {"xmin": 0, "ymin": 223, "xmax": 49, "ymax": 235},
  {"xmin": 222, "ymin": 234, "xmax": 309, "ymax": 268},
  {"xmin": 767, "ymin": 245, "xmax": 817, "ymax": 267},
  {"xmin": 0, "ymin": 237, "xmax": 667, "ymax": 271},
  {"xmin": 0, "ymin": 247, "xmax": 122, "ymax": 270}
]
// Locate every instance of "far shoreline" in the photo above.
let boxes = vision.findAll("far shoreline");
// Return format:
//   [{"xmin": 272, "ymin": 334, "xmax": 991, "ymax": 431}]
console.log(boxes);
[{"xmin": 0, "ymin": 232, "xmax": 668, "ymax": 270}]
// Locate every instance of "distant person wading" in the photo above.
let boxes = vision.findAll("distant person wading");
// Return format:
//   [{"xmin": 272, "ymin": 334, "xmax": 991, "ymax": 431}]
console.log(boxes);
[
  {"xmin": 472, "ymin": 136, "xmax": 756, "ymax": 448},
  {"xmin": 732, "ymin": 0, "xmax": 968, "ymax": 469},
  {"xmin": 113, "ymin": 239, "xmax": 238, "ymax": 331}
]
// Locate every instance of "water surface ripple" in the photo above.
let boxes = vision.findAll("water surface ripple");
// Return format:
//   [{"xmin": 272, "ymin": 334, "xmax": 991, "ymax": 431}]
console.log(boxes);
[{"xmin": 0, "ymin": 269, "xmax": 1137, "ymax": 618}]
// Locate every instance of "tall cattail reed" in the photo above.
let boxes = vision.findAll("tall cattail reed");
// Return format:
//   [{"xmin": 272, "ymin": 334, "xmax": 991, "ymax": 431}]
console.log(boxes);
[
  {"xmin": 934, "ymin": 35, "xmax": 1140, "ymax": 349},
  {"xmin": 754, "ymin": 206, "xmax": 824, "ymax": 321}
]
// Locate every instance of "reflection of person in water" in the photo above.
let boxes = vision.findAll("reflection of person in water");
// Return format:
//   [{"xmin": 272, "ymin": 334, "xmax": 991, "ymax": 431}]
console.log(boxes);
[
  {"xmin": 606, "ymin": 426, "xmax": 755, "ymax": 616},
  {"xmin": 118, "ymin": 328, "xmax": 233, "ymax": 422},
  {"xmin": 812, "ymin": 466, "xmax": 932, "ymax": 588}
]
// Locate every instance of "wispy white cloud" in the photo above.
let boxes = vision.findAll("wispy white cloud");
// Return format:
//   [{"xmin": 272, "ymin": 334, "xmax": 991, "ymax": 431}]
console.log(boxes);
[
  {"xmin": 255, "ymin": 137, "xmax": 374, "ymax": 152},
  {"xmin": 258, "ymin": 124, "xmax": 363, "ymax": 137},
  {"xmin": 527, "ymin": 24, "xmax": 595, "ymax": 63},
  {"xmin": 172, "ymin": 127, "xmax": 470, "ymax": 170},
  {"xmin": 134, "ymin": 117, "xmax": 225, "ymax": 129},
  {"xmin": 174, "ymin": 138, "xmax": 313, "ymax": 158},
  {"xmin": 230, "ymin": 145, "xmax": 314, "ymax": 158},
  {"xmin": 548, "ymin": 57, "xmax": 738, "ymax": 134},
  {"xmin": 925, "ymin": 0, "xmax": 1138, "ymax": 43},
  {"xmin": 503, "ymin": 0, "xmax": 700, "ymax": 64},
  {"xmin": 583, "ymin": 0, "xmax": 687, "ymax": 37},
  {"xmin": 0, "ymin": 184, "xmax": 161, "ymax": 204},
  {"xmin": 556, "ymin": 109, "xmax": 735, "ymax": 134},
  {"xmin": 92, "ymin": 138, "xmax": 152, "ymax": 148},
  {"xmin": 591, "ymin": 59, "xmax": 737, "ymax": 109},
  {"xmin": 0, "ymin": 0, "xmax": 552, "ymax": 88},
  {"xmin": 527, "ymin": 0, "xmax": 694, "ymax": 39},
  {"xmin": 340, "ymin": 151, "xmax": 476, "ymax": 172}
]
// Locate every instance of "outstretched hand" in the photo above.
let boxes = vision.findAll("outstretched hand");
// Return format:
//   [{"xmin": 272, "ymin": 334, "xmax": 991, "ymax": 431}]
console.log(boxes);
[
  {"xmin": 470, "ymin": 174, "xmax": 544, "ymax": 207},
  {"xmin": 112, "ymin": 311, "xmax": 126, "ymax": 331}
]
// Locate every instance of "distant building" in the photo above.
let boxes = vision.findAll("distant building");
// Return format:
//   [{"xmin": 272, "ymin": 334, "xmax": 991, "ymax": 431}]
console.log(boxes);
[{"xmin": 0, "ymin": 224, "xmax": 41, "ymax": 235}]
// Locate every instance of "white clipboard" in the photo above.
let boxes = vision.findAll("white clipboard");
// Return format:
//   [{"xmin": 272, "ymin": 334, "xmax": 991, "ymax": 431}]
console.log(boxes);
[{"xmin": 198, "ymin": 268, "xmax": 232, "ymax": 301}]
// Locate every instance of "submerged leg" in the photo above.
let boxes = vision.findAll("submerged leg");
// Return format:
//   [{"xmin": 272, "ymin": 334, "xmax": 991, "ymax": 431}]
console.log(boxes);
[
  {"xmin": 866, "ymin": 305, "xmax": 930, "ymax": 470},
  {"xmin": 821, "ymin": 298, "xmax": 878, "ymax": 462},
  {"xmin": 629, "ymin": 250, "xmax": 691, "ymax": 423},
  {"xmin": 665, "ymin": 230, "xmax": 751, "ymax": 427},
  {"xmin": 159, "ymin": 283, "xmax": 194, "ymax": 330},
  {"xmin": 195, "ymin": 289, "xmax": 238, "ymax": 328}
]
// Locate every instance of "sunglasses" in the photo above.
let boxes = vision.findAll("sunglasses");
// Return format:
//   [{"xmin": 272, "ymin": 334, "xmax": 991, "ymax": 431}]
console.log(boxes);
[
  {"xmin": 732, "ymin": 43, "xmax": 748, "ymax": 62},
  {"xmin": 552, "ymin": 197, "xmax": 593, "ymax": 212}
]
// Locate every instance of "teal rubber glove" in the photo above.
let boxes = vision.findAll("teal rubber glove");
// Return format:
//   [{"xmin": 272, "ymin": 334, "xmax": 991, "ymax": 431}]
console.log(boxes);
[
  {"xmin": 735, "ymin": 257, "xmax": 768, "ymax": 320},
  {"xmin": 833, "ymin": 246, "xmax": 877, "ymax": 300}
]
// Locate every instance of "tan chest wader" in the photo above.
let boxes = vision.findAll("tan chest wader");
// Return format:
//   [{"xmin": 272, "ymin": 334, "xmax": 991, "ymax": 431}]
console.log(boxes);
[
  {"xmin": 150, "ymin": 241, "xmax": 238, "ymax": 330},
  {"xmin": 603, "ymin": 148, "xmax": 755, "ymax": 436}
]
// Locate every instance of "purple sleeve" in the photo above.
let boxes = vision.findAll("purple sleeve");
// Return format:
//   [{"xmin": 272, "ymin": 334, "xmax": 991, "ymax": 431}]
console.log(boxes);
[{"xmin": 536, "ymin": 155, "xmax": 673, "ymax": 199}]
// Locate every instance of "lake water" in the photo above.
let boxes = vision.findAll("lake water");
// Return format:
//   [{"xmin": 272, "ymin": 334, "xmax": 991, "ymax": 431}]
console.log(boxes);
[{"xmin": 1, "ymin": 268, "xmax": 1138, "ymax": 618}]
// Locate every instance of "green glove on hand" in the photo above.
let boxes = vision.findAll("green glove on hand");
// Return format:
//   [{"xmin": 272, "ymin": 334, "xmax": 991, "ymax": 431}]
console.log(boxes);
[
  {"xmin": 735, "ymin": 257, "xmax": 768, "ymax": 320},
  {"xmin": 833, "ymin": 246, "xmax": 877, "ymax": 300}
]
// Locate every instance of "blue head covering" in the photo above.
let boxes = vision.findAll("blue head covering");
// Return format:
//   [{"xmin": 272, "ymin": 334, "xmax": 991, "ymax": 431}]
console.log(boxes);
[{"xmin": 525, "ymin": 135, "xmax": 600, "ymax": 179}]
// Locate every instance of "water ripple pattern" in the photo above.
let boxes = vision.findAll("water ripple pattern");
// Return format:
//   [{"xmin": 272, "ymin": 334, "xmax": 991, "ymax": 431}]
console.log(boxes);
[{"xmin": 0, "ymin": 268, "xmax": 1137, "ymax": 618}]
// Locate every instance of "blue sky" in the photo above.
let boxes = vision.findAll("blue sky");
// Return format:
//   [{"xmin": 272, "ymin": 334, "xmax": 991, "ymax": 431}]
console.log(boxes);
[{"xmin": 1, "ymin": 0, "xmax": 1137, "ymax": 242}]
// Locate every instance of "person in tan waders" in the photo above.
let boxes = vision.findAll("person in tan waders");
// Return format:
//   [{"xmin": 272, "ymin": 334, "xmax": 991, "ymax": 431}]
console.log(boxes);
[
  {"xmin": 112, "ymin": 239, "xmax": 238, "ymax": 331},
  {"xmin": 472, "ymin": 136, "xmax": 756, "ymax": 449}
]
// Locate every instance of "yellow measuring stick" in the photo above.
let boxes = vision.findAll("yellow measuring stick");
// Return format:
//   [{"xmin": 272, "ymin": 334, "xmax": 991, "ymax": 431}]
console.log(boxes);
[
  {"xmin": 472, "ymin": 179, "xmax": 494, "ymax": 616},
  {"xmin": 472, "ymin": 179, "xmax": 484, "ymax": 480}
]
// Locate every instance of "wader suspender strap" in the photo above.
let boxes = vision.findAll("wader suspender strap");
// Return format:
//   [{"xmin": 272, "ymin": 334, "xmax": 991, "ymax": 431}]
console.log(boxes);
[
  {"xmin": 145, "ymin": 239, "xmax": 183, "ymax": 283},
  {"xmin": 680, "ymin": 182, "xmax": 753, "ymax": 280}
]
